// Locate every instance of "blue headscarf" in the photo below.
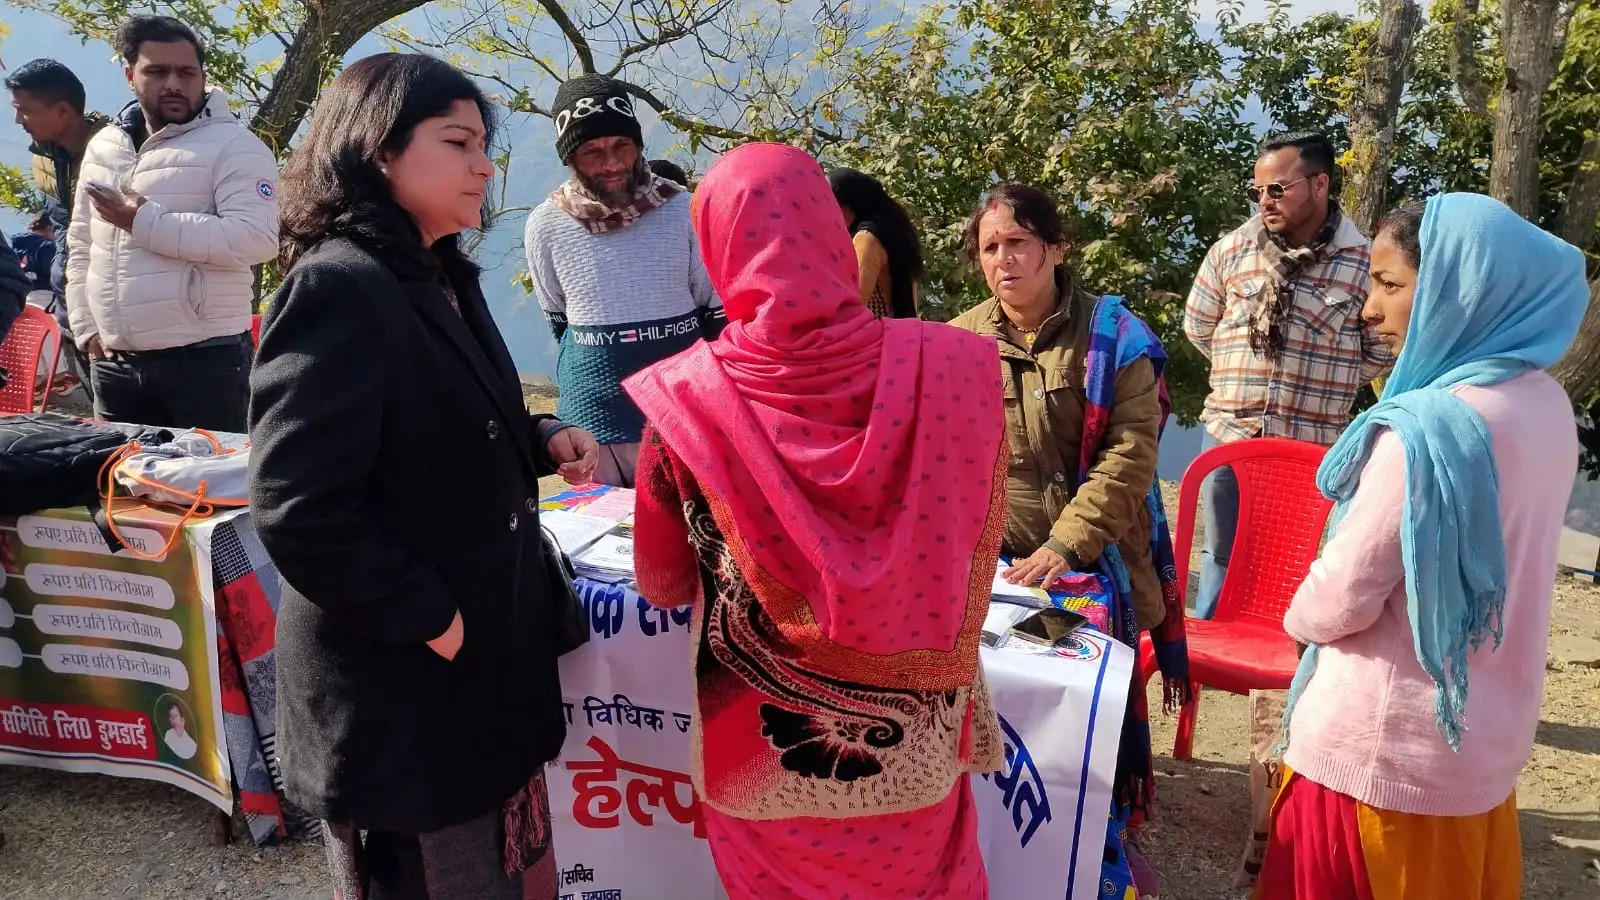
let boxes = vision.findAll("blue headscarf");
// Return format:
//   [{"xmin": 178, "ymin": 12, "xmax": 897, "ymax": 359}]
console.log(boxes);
[{"xmin": 1284, "ymin": 193, "xmax": 1588, "ymax": 750}]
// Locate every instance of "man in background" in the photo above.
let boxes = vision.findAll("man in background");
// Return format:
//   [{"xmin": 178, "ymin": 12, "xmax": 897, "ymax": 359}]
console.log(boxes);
[
  {"xmin": 1183, "ymin": 131, "xmax": 1391, "ymax": 618},
  {"xmin": 68, "ymin": 15, "xmax": 277, "ymax": 431},
  {"xmin": 10, "ymin": 212, "xmax": 57, "ymax": 289},
  {"xmin": 523, "ymin": 75, "xmax": 721, "ymax": 487},
  {"xmin": 8, "ymin": 58, "xmax": 113, "ymax": 398}
]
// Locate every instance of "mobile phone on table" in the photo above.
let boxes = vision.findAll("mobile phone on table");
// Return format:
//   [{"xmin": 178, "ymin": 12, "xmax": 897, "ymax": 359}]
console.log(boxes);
[{"xmin": 1009, "ymin": 607, "xmax": 1088, "ymax": 646}]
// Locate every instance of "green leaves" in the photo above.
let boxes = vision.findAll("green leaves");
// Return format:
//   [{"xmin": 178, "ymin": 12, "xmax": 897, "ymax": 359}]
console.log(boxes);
[
  {"xmin": 829, "ymin": 0, "xmax": 1258, "ymax": 420},
  {"xmin": 0, "ymin": 164, "xmax": 45, "ymax": 216}
]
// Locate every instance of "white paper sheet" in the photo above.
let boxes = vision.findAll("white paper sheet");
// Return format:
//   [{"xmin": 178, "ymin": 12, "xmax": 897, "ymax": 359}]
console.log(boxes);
[
  {"xmin": 992, "ymin": 561, "xmax": 1047, "ymax": 601},
  {"xmin": 574, "ymin": 533, "xmax": 636, "ymax": 577},
  {"xmin": 540, "ymin": 510, "xmax": 617, "ymax": 556}
]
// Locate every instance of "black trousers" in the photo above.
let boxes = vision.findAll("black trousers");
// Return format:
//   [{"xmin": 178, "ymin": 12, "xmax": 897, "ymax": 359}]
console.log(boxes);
[
  {"xmin": 41, "ymin": 292, "xmax": 94, "ymax": 404},
  {"xmin": 90, "ymin": 334, "xmax": 251, "ymax": 432}
]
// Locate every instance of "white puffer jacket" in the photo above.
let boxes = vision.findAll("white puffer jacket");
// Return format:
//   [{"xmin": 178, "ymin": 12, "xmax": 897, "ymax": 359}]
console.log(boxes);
[{"xmin": 66, "ymin": 91, "xmax": 278, "ymax": 352}]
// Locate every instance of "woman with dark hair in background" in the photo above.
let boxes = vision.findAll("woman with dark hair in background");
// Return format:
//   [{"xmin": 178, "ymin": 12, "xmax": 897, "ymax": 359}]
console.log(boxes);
[
  {"xmin": 828, "ymin": 168, "xmax": 923, "ymax": 318},
  {"xmin": 249, "ymin": 53, "xmax": 597, "ymax": 899},
  {"xmin": 950, "ymin": 183, "xmax": 1187, "ymax": 897},
  {"xmin": 647, "ymin": 158, "xmax": 689, "ymax": 188}
]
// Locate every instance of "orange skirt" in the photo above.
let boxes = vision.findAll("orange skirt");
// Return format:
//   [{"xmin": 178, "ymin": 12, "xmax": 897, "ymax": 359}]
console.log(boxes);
[{"xmin": 1254, "ymin": 767, "xmax": 1520, "ymax": 900}]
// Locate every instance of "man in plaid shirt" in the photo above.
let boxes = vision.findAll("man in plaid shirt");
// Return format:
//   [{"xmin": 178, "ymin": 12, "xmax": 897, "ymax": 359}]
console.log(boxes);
[{"xmin": 1185, "ymin": 131, "xmax": 1393, "ymax": 618}]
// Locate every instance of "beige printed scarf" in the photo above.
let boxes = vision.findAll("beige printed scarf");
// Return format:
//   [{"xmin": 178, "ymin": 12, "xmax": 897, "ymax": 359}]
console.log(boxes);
[{"xmin": 551, "ymin": 161, "xmax": 682, "ymax": 235}]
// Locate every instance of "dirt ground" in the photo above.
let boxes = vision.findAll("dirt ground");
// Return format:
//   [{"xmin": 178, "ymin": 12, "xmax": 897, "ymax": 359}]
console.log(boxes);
[
  {"xmin": 2, "ymin": 390, "xmax": 1595, "ymax": 897},
  {"xmin": 1138, "ymin": 575, "xmax": 1600, "ymax": 899}
]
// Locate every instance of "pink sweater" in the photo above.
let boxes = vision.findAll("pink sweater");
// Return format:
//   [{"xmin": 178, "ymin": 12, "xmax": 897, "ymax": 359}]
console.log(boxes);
[{"xmin": 1283, "ymin": 371, "xmax": 1576, "ymax": 816}]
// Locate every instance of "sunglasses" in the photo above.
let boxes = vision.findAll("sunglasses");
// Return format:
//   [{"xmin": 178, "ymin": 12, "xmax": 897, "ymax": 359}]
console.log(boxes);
[{"xmin": 1246, "ymin": 176, "xmax": 1308, "ymax": 204}]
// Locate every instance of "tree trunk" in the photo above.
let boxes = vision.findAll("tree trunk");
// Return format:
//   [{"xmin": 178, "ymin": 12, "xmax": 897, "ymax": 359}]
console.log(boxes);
[
  {"xmin": 249, "ymin": 0, "xmax": 433, "ymax": 153},
  {"xmin": 1344, "ymin": 0, "xmax": 1422, "ymax": 236},
  {"xmin": 1489, "ymin": 0, "xmax": 1569, "ymax": 216},
  {"xmin": 1556, "ymin": 135, "xmax": 1600, "ymax": 247},
  {"xmin": 1546, "ymin": 135, "xmax": 1600, "ymax": 400},
  {"xmin": 1549, "ymin": 279, "xmax": 1600, "ymax": 399},
  {"xmin": 1450, "ymin": 0, "xmax": 1492, "ymax": 114}
]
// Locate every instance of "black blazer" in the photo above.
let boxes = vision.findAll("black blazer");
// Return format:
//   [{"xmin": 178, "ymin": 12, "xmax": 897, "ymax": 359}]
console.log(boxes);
[{"xmin": 248, "ymin": 236, "xmax": 566, "ymax": 832}]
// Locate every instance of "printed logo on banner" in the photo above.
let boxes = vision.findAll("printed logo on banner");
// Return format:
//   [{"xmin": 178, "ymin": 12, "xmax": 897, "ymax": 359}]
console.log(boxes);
[
  {"xmin": 1053, "ymin": 632, "xmax": 1103, "ymax": 662},
  {"xmin": 979, "ymin": 713, "xmax": 1052, "ymax": 848}
]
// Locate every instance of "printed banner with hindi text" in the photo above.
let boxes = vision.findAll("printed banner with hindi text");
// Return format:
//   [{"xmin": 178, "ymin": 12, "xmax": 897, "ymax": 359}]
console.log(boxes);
[
  {"xmin": 548, "ymin": 578, "xmax": 1133, "ymax": 900},
  {"xmin": 0, "ymin": 506, "xmax": 230, "ymax": 811}
]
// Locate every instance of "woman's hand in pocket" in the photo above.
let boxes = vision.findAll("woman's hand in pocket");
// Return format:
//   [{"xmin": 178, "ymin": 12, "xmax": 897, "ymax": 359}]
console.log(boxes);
[{"xmin": 426, "ymin": 611, "xmax": 465, "ymax": 661}]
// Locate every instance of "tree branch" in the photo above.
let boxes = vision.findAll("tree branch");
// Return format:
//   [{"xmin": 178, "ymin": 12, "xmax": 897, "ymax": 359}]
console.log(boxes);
[
  {"xmin": 535, "ymin": 0, "xmax": 597, "ymax": 73},
  {"xmin": 1548, "ymin": 278, "xmax": 1600, "ymax": 400},
  {"xmin": 1551, "ymin": 0, "xmax": 1578, "ymax": 70},
  {"xmin": 1451, "ymin": 0, "xmax": 1490, "ymax": 116},
  {"xmin": 1489, "ymin": 0, "xmax": 1570, "ymax": 215},
  {"xmin": 614, "ymin": 78, "xmax": 759, "ymax": 142},
  {"xmin": 1558, "ymin": 134, "xmax": 1600, "ymax": 248},
  {"xmin": 607, "ymin": 0, "xmax": 735, "ymax": 72},
  {"xmin": 249, "ymin": 0, "xmax": 433, "ymax": 152},
  {"xmin": 1345, "ymin": 0, "xmax": 1422, "ymax": 236}
]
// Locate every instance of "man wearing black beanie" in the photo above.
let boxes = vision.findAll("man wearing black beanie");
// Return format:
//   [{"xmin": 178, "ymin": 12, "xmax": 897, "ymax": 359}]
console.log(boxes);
[{"xmin": 523, "ymin": 74, "xmax": 723, "ymax": 487}]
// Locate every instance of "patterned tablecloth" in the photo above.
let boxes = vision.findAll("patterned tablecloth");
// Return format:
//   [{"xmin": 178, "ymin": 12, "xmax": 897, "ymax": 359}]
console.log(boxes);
[{"xmin": 201, "ymin": 513, "xmax": 318, "ymax": 844}]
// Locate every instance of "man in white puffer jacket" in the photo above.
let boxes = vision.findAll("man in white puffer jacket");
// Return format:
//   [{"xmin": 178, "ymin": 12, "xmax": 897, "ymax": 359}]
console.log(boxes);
[{"xmin": 67, "ymin": 15, "xmax": 277, "ymax": 432}]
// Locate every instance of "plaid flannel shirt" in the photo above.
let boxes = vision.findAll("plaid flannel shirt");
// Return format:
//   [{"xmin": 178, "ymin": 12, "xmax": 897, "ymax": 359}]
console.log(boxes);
[{"xmin": 1184, "ymin": 213, "xmax": 1393, "ymax": 446}]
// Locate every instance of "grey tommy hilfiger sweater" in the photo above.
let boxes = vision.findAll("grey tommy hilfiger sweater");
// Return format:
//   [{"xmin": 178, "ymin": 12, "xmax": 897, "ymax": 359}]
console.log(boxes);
[{"xmin": 523, "ymin": 191, "xmax": 724, "ymax": 445}]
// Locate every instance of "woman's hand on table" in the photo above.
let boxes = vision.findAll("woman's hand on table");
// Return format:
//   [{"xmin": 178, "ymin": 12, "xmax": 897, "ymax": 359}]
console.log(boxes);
[
  {"xmin": 546, "ymin": 427, "xmax": 600, "ymax": 485},
  {"xmin": 1004, "ymin": 545, "xmax": 1069, "ymax": 588},
  {"xmin": 426, "ymin": 611, "xmax": 464, "ymax": 661}
]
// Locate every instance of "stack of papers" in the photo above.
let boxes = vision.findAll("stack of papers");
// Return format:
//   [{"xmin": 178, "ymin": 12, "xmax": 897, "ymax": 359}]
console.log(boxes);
[
  {"xmin": 576, "ymin": 488, "xmax": 636, "ymax": 523},
  {"xmin": 540, "ymin": 486, "xmax": 639, "ymax": 584},
  {"xmin": 573, "ymin": 533, "xmax": 636, "ymax": 583},
  {"xmin": 540, "ymin": 510, "xmax": 618, "ymax": 557},
  {"xmin": 991, "ymin": 562, "xmax": 1048, "ymax": 607}
]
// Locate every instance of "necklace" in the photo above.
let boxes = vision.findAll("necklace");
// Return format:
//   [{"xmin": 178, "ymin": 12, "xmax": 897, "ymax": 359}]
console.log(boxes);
[
  {"xmin": 1005, "ymin": 316, "xmax": 1045, "ymax": 348},
  {"xmin": 1003, "ymin": 293, "xmax": 1056, "ymax": 350}
]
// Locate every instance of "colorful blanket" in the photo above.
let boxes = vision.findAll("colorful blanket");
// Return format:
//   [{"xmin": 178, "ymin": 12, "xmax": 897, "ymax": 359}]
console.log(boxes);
[{"xmin": 1078, "ymin": 294, "xmax": 1191, "ymax": 814}]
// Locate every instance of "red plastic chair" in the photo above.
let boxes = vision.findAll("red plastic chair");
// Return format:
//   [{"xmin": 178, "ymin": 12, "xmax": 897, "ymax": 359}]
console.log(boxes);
[
  {"xmin": 0, "ymin": 304, "xmax": 64, "ymax": 415},
  {"xmin": 250, "ymin": 313, "xmax": 262, "ymax": 349},
  {"xmin": 1138, "ymin": 437, "xmax": 1335, "ymax": 760}
]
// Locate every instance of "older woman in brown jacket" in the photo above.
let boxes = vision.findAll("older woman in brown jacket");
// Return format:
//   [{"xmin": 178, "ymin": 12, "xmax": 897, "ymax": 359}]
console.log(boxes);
[{"xmin": 950, "ymin": 184, "xmax": 1165, "ymax": 630}]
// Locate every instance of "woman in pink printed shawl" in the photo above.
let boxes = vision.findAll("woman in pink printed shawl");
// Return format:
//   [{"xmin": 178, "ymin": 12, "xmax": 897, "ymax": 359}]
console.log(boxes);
[{"xmin": 624, "ymin": 143, "xmax": 1007, "ymax": 898}]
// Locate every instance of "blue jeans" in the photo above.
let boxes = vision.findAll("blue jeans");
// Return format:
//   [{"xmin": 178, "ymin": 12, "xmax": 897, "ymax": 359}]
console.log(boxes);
[{"xmin": 1196, "ymin": 431, "xmax": 1238, "ymax": 619}]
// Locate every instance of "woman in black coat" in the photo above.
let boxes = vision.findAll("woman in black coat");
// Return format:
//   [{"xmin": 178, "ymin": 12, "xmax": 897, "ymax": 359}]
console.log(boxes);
[{"xmin": 247, "ymin": 54, "xmax": 597, "ymax": 899}]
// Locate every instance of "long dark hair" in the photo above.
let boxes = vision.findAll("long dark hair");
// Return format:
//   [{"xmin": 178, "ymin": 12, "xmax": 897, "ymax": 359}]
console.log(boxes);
[
  {"xmin": 278, "ymin": 53, "xmax": 497, "ymax": 282},
  {"xmin": 828, "ymin": 168, "xmax": 924, "ymax": 318},
  {"xmin": 962, "ymin": 183, "xmax": 1075, "ymax": 286}
]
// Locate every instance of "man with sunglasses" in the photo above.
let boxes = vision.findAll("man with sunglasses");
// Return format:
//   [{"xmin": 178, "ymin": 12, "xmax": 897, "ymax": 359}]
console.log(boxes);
[{"xmin": 1183, "ymin": 131, "xmax": 1392, "ymax": 619}]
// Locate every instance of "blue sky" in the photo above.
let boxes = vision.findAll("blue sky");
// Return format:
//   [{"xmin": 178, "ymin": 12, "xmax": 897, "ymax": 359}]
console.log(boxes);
[{"xmin": 1, "ymin": 0, "xmax": 1359, "ymax": 376}]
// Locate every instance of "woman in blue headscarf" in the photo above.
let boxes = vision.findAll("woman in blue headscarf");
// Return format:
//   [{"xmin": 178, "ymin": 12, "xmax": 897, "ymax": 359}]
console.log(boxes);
[{"xmin": 1254, "ymin": 193, "xmax": 1588, "ymax": 900}]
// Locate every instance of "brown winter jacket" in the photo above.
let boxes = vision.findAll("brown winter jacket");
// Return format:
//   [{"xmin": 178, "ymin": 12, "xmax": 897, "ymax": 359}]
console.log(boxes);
[{"xmin": 950, "ymin": 275, "xmax": 1166, "ymax": 629}]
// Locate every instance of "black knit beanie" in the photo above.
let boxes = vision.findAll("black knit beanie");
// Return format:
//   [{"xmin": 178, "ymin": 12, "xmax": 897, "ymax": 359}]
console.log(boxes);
[{"xmin": 552, "ymin": 74, "xmax": 644, "ymax": 164}]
